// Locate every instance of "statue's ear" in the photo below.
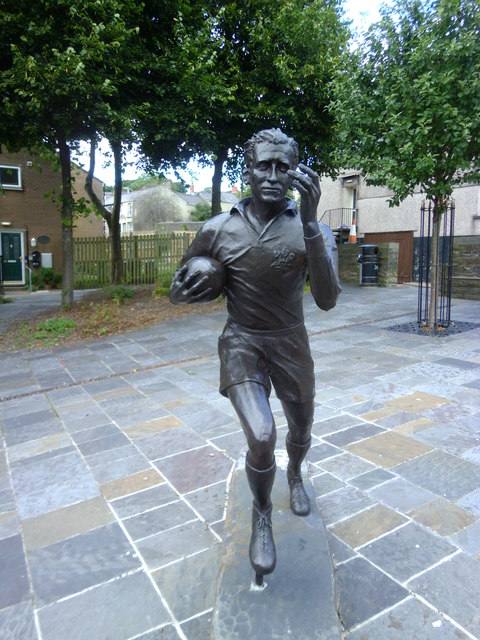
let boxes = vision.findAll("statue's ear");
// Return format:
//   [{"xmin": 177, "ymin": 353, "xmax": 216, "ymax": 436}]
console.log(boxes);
[{"xmin": 241, "ymin": 165, "xmax": 250, "ymax": 185}]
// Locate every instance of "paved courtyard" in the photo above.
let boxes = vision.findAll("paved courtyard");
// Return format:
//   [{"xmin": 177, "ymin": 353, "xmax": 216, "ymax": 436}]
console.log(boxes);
[{"xmin": 1, "ymin": 284, "xmax": 480, "ymax": 639}]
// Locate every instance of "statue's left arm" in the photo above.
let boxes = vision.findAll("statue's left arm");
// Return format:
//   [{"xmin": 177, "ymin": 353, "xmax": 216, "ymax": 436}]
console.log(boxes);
[{"xmin": 288, "ymin": 164, "xmax": 342, "ymax": 311}]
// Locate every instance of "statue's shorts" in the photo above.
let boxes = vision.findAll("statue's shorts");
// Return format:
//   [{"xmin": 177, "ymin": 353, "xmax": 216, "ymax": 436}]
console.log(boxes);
[{"xmin": 218, "ymin": 320, "xmax": 315, "ymax": 402}]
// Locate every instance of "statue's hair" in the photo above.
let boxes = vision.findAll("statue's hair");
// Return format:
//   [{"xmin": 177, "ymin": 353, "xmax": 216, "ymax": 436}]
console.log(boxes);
[{"xmin": 244, "ymin": 128, "xmax": 299, "ymax": 167}]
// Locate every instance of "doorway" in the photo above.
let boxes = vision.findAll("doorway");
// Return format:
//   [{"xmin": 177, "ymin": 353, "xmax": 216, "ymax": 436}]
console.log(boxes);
[
  {"xmin": 1, "ymin": 231, "xmax": 24, "ymax": 284},
  {"xmin": 364, "ymin": 231, "xmax": 413, "ymax": 284}
]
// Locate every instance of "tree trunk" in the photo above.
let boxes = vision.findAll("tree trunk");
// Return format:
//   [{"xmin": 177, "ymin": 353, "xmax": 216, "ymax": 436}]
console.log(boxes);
[
  {"xmin": 57, "ymin": 130, "xmax": 74, "ymax": 309},
  {"xmin": 110, "ymin": 142, "xmax": 123, "ymax": 285},
  {"xmin": 85, "ymin": 138, "xmax": 123, "ymax": 284},
  {"xmin": 211, "ymin": 148, "xmax": 228, "ymax": 216}
]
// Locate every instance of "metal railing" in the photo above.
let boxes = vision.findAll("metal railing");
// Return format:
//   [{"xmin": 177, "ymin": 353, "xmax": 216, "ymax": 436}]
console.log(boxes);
[
  {"xmin": 417, "ymin": 199, "xmax": 455, "ymax": 329},
  {"xmin": 320, "ymin": 208, "xmax": 356, "ymax": 232}
]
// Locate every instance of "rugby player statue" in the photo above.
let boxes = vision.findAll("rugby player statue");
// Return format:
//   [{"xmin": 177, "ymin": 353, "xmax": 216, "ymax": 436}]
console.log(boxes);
[{"xmin": 169, "ymin": 129, "xmax": 341, "ymax": 585}]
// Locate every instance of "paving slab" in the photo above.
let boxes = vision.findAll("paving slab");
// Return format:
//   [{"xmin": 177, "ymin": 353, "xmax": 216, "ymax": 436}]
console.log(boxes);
[
  {"xmin": 211, "ymin": 456, "xmax": 341, "ymax": 640},
  {"xmin": 1, "ymin": 285, "xmax": 480, "ymax": 639}
]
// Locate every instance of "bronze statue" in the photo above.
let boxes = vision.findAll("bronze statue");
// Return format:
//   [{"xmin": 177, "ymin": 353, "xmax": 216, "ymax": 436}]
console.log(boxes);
[{"xmin": 170, "ymin": 129, "xmax": 341, "ymax": 585}]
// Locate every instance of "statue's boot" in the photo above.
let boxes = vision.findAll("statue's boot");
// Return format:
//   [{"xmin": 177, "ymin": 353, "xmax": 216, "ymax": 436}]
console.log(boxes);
[
  {"xmin": 245, "ymin": 455, "xmax": 276, "ymax": 576},
  {"xmin": 286, "ymin": 434, "xmax": 311, "ymax": 516}
]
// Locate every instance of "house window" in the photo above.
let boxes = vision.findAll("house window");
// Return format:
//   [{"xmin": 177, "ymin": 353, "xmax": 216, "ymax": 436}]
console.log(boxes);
[{"xmin": 0, "ymin": 165, "xmax": 22, "ymax": 189}]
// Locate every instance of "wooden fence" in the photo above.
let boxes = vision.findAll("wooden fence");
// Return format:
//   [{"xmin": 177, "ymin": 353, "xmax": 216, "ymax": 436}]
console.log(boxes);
[{"xmin": 74, "ymin": 232, "xmax": 195, "ymax": 288}]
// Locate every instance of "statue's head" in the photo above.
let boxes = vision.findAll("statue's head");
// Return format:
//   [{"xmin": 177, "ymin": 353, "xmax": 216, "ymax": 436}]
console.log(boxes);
[
  {"xmin": 243, "ymin": 129, "xmax": 299, "ymax": 170},
  {"xmin": 242, "ymin": 129, "xmax": 300, "ymax": 205}
]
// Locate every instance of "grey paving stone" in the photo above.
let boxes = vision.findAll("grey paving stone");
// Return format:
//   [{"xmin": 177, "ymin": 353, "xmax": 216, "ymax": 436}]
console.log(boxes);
[
  {"xmin": 311, "ymin": 472, "xmax": 346, "ymax": 498},
  {"xmin": 71, "ymin": 423, "xmax": 122, "ymax": 445},
  {"xmin": 1, "ymin": 407, "xmax": 57, "ymax": 431},
  {"xmin": 183, "ymin": 480, "xmax": 228, "ymax": 525},
  {"xmin": 347, "ymin": 596, "xmax": 471, "ymax": 639},
  {"xmin": 350, "ymin": 468, "xmax": 395, "ymax": 490},
  {"xmin": 179, "ymin": 407, "xmax": 233, "ymax": 434},
  {"xmin": 312, "ymin": 414, "xmax": 364, "ymax": 437},
  {"xmin": 135, "ymin": 426, "xmax": 206, "ymax": 460},
  {"xmin": 336, "ymin": 557, "xmax": 409, "ymax": 630},
  {"xmin": 37, "ymin": 570, "xmax": 170, "ymax": 640},
  {"xmin": 457, "ymin": 488, "xmax": 480, "ymax": 515},
  {"xmin": 3, "ymin": 415, "xmax": 63, "ymax": 448},
  {"xmin": 88, "ymin": 453, "xmax": 151, "ymax": 485},
  {"xmin": 450, "ymin": 519, "xmax": 480, "ymax": 556},
  {"xmin": 308, "ymin": 441, "xmax": 340, "ymax": 463},
  {"xmin": 154, "ymin": 544, "xmax": 221, "ymax": 621},
  {"xmin": 76, "ymin": 431, "xmax": 131, "ymax": 456},
  {"xmin": 327, "ymin": 532, "xmax": 357, "ymax": 565},
  {"xmin": 136, "ymin": 520, "xmax": 218, "ymax": 570},
  {"xmin": 435, "ymin": 357, "xmax": 480, "ymax": 371},
  {"xmin": 395, "ymin": 450, "xmax": 480, "ymax": 500},
  {"xmin": 84, "ymin": 442, "xmax": 140, "ymax": 467},
  {"xmin": 360, "ymin": 522, "xmax": 457, "ymax": 582},
  {"xmin": 154, "ymin": 446, "xmax": 233, "ymax": 494},
  {"xmin": 0, "ymin": 513, "xmax": 19, "ymax": 540},
  {"xmin": 208, "ymin": 430, "xmax": 248, "ymax": 459},
  {"xmin": 180, "ymin": 612, "xmax": 212, "ymax": 639},
  {"xmin": 134, "ymin": 624, "xmax": 182, "ymax": 639},
  {"xmin": 122, "ymin": 501, "xmax": 196, "ymax": 541},
  {"xmin": 11, "ymin": 451, "xmax": 99, "ymax": 519},
  {"xmin": 0, "ymin": 488, "xmax": 16, "ymax": 514},
  {"xmin": 323, "ymin": 423, "xmax": 385, "ymax": 447},
  {"xmin": 0, "ymin": 601, "xmax": 37, "ymax": 640},
  {"xmin": 0, "ymin": 535, "xmax": 30, "ymax": 609},
  {"xmin": 110, "ymin": 483, "xmax": 179, "ymax": 519},
  {"xmin": 409, "ymin": 553, "xmax": 480, "ymax": 637},
  {"xmin": 28, "ymin": 523, "xmax": 141, "ymax": 606},
  {"xmin": 319, "ymin": 452, "xmax": 377, "ymax": 481},
  {"xmin": 368, "ymin": 477, "xmax": 437, "ymax": 513}
]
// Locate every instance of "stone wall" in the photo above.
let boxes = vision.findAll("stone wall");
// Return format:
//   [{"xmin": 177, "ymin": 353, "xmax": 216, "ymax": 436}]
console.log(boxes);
[
  {"xmin": 451, "ymin": 236, "xmax": 480, "ymax": 300},
  {"xmin": 338, "ymin": 242, "xmax": 399, "ymax": 287}
]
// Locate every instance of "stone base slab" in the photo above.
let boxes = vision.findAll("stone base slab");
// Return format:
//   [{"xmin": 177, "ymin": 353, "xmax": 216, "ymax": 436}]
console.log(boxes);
[{"xmin": 211, "ymin": 455, "xmax": 341, "ymax": 639}]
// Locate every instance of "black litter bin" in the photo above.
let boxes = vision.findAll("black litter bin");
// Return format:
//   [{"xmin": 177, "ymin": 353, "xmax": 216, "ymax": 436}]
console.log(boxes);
[{"xmin": 358, "ymin": 244, "xmax": 379, "ymax": 286}]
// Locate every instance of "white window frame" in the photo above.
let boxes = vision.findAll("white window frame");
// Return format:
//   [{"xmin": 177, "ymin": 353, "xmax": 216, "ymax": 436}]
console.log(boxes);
[{"xmin": 0, "ymin": 165, "xmax": 22, "ymax": 190}]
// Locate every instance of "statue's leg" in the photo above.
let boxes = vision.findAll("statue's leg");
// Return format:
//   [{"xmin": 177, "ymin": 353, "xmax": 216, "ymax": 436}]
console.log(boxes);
[
  {"xmin": 245, "ymin": 455, "xmax": 277, "ymax": 576},
  {"xmin": 282, "ymin": 399, "xmax": 314, "ymax": 516},
  {"xmin": 227, "ymin": 382, "xmax": 277, "ymax": 577}
]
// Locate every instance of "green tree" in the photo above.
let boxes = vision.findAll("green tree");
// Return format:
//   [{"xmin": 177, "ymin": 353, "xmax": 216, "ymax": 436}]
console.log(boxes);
[
  {"xmin": 141, "ymin": 0, "xmax": 349, "ymax": 215},
  {"xmin": 84, "ymin": 0, "xmax": 185, "ymax": 285},
  {"xmin": 332, "ymin": 0, "xmax": 480, "ymax": 329},
  {"xmin": 0, "ymin": 0, "xmax": 143, "ymax": 304}
]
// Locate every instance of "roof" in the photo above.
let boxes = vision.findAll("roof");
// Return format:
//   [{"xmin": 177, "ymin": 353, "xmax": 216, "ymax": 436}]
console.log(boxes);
[{"xmin": 104, "ymin": 186, "xmax": 240, "ymax": 208}]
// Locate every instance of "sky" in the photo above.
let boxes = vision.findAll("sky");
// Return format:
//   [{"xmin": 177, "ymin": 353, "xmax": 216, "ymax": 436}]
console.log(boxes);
[{"xmin": 74, "ymin": 0, "xmax": 390, "ymax": 190}]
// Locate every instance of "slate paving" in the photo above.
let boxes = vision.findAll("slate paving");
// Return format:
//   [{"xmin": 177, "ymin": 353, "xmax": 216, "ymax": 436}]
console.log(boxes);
[{"xmin": 0, "ymin": 284, "xmax": 480, "ymax": 639}]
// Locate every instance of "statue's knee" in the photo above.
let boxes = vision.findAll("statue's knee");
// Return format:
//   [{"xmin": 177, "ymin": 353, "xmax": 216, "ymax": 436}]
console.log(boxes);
[{"xmin": 249, "ymin": 427, "xmax": 276, "ymax": 467}]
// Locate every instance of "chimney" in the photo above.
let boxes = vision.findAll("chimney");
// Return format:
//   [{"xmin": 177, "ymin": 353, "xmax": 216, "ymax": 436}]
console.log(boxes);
[
  {"xmin": 189, "ymin": 184, "xmax": 195, "ymax": 194},
  {"xmin": 232, "ymin": 185, "xmax": 238, "ymax": 194},
  {"xmin": 165, "ymin": 181, "xmax": 172, "ymax": 190}
]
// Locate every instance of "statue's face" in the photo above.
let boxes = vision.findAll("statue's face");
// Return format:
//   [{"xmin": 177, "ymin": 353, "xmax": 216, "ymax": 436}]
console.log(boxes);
[{"xmin": 245, "ymin": 141, "xmax": 297, "ymax": 204}]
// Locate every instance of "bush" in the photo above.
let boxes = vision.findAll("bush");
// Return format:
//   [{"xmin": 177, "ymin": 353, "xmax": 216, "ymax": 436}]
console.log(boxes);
[
  {"xmin": 30, "ymin": 268, "xmax": 62, "ymax": 289},
  {"xmin": 104, "ymin": 285, "xmax": 134, "ymax": 305},
  {"xmin": 153, "ymin": 270, "xmax": 176, "ymax": 297},
  {"xmin": 191, "ymin": 202, "xmax": 212, "ymax": 221},
  {"xmin": 40, "ymin": 267, "xmax": 54, "ymax": 286}
]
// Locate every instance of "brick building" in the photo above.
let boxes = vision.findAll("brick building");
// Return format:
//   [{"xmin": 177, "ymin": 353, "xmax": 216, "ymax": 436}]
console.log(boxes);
[{"xmin": 0, "ymin": 149, "xmax": 104, "ymax": 287}]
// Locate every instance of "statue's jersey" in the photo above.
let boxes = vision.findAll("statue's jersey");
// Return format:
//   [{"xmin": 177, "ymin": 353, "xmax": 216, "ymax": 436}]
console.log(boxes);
[{"xmin": 180, "ymin": 197, "xmax": 338, "ymax": 331}]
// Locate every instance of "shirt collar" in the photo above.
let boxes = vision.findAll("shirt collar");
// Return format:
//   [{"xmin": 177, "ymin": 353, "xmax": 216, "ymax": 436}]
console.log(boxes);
[{"xmin": 231, "ymin": 196, "xmax": 298, "ymax": 218}]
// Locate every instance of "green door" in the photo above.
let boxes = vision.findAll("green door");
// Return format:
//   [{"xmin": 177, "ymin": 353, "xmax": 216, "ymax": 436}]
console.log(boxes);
[{"xmin": 1, "ymin": 232, "xmax": 23, "ymax": 282}]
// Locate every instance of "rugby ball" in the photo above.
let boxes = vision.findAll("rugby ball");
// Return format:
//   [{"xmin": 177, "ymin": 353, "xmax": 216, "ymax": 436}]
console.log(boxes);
[{"xmin": 182, "ymin": 256, "xmax": 226, "ymax": 302}]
